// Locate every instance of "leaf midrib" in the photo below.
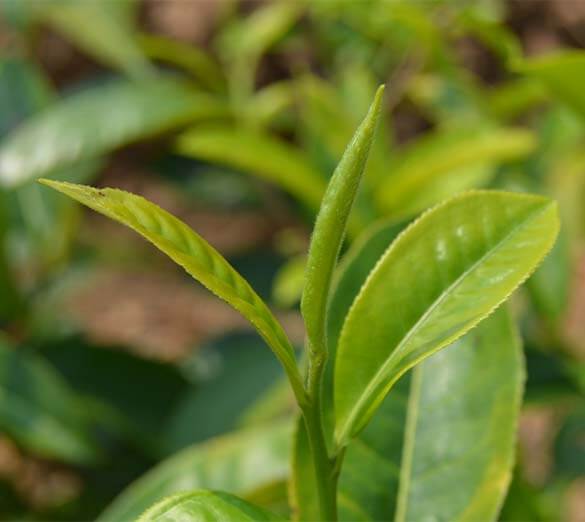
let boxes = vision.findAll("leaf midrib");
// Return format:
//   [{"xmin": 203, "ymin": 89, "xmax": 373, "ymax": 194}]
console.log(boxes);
[{"xmin": 337, "ymin": 200, "xmax": 552, "ymax": 443}]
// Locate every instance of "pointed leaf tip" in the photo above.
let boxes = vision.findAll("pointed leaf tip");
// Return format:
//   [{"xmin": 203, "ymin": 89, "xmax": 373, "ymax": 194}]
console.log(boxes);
[
  {"xmin": 302, "ymin": 85, "xmax": 385, "ymax": 353},
  {"xmin": 41, "ymin": 180, "xmax": 306, "ymax": 405}
]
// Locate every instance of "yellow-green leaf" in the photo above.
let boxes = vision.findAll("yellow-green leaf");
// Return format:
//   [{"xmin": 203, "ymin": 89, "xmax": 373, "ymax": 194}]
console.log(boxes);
[
  {"xmin": 301, "ymin": 86, "xmax": 384, "ymax": 352},
  {"xmin": 39, "ymin": 180, "xmax": 305, "ymax": 402},
  {"xmin": 175, "ymin": 125, "xmax": 326, "ymax": 210},
  {"xmin": 522, "ymin": 50, "xmax": 585, "ymax": 119},
  {"xmin": 376, "ymin": 127, "xmax": 536, "ymax": 220},
  {"xmin": 335, "ymin": 191, "xmax": 559, "ymax": 444},
  {"xmin": 138, "ymin": 490, "xmax": 279, "ymax": 522}
]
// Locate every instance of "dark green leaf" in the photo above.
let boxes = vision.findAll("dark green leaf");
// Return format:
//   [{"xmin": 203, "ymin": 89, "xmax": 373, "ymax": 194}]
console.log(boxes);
[
  {"xmin": 164, "ymin": 333, "xmax": 283, "ymax": 453},
  {"xmin": 99, "ymin": 422, "xmax": 291, "ymax": 522},
  {"xmin": 0, "ymin": 337, "xmax": 99, "ymax": 464}
]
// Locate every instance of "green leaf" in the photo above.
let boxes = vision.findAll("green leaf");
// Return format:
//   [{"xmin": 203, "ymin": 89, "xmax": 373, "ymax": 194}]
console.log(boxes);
[
  {"xmin": 376, "ymin": 127, "xmax": 536, "ymax": 220},
  {"xmin": 138, "ymin": 490, "xmax": 279, "ymax": 522},
  {"xmin": 219, "ymin": 1, "xmax": 301, "ymax": 62},
  {"xmin": 340, "ymin": 308, "xmax": 523, "ymax": 522},
  {"xmin": 323, "ymin": 218, "xmax": 406, "ymax": 445},
  {"xmin": 301, "ymin": 85, "xmax": 384, "ymax": 352},
  {"xmin": 99, "ymin": 422, "xmax": 292, "ymax": 522},
  {"xmin": 138, "ymin": 33, "xmax": 225, "ymax": 91},
  {"xmin": 40, "ymin": 0, "xmax": 152, "ymax": 78},
  {"xmin": 318, "ymin": 221, "xmax": 524, "ymax": 521},
  {"xmin": 0, "ymin": 78, "xmax": 226, "ymax": 186},
  {"xmin": 175, "ymin": 125, "xmax": 326, "ymax": 210},
  {"xmin": 335, "ymin": 190, "xmax": 559, "ymax": 444},
  {"xmin": 290, "ymin": 417, "xmax": 321, "ymax": 522},
  {"xmin": 0, "ymin": 337, "xmax": 99, "ymax": 464},
  {"xmin": 39, "ymin": 180, "xmax": 305, "ymax": 402},
  {"xmin": 522, "ymin": 50, "xmax": 585, "ymax": 119}
]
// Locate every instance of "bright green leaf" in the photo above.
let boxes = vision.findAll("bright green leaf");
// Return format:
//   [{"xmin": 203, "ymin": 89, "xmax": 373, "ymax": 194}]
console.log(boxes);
[
  {"xmin": 290, "ymin": 417, "xmax": 321, "ymax": 522},
  {"xmin": 137, "ymin": 490, "xmax": 279, "ymax": 522},
  {"xmin": 176, "ymin": 125, "xmax": 326, "ymax": 210},
  {"xmin": 323, "ymin": 218, "xmax": 406, "ymax": 446},
  {"xmin": 376, "ymin": 127, "xmax": 536, "ymax": 220},
  {"xmin": 0, "ymin": 79, "xmax": 226, "ymax": 186},
  {"xmin": 335, "ymin": 190, "xmax": 559, "ymax": 444},
  {"xmin": 340, "ymin": 308, "xmax": 523, "ymax": 522},
  {"xmin": 302, "ymin": 85, "xmax": 384, "ymax": 352},
  {"xmin": 99, "ymin": 422, "xmax": 291, "ymax": 522},
  {"xmin": 273, "ymin": 255, "xmax": 306, "ymax": 308},
  {"xmin": 39, "ymin": 180, "xmax": 305, "ymax": 402}
]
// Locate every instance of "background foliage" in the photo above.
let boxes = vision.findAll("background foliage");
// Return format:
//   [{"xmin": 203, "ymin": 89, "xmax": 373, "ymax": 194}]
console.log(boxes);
[{"xmin": 0, "ymin": 0, "xmax": 583, "ymax": 520}]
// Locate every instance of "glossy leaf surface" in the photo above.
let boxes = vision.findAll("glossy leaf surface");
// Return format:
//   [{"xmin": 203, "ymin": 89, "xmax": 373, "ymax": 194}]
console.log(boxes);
[
  {"xmin": 290, "ymin": 417, "xmax": 321, "ymax": 522},
  {"xmin": 323, "ymin": 223, "xmax": 524, "ymax": 521},
  {"xmin": 0, "ymin": 79, "xmax": 225, "ymax": 186},
  {"xmin": 376, "ymin": 127, "xmax": 536, "ymax": 220},
  {"xmin": 137, "ymin": 490, "xmax": 278, "ymax": 522},
  {"xmin": 302, "ymin": 85, "xmax": 384, "ymax": 351},
  {"xmin": 99, "ymin": 422, "xmax": 291, "ymax": 522},
  {"xmin": 41, "ymin": 180, "xmax": 305, "ymax": 399},
  {"xmin": 0, "ymin": 337, "xmax": 99, "ymax": 464},
  {"xmin": 176, "ymin": 125, "xmax": 326, "ymax": 210},
  {"xmin": 340, "ymin": 308, "xmax": 523, "ymax": 522},
  {"xmin": 335, "ymin": 191, "xmax": 558, "ymax": 444}
]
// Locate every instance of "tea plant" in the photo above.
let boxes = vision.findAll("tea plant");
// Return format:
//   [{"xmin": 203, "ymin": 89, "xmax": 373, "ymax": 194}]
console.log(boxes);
[{"xmin": 41, "ymin": 87, "xmax": 559, "ymax": 521}]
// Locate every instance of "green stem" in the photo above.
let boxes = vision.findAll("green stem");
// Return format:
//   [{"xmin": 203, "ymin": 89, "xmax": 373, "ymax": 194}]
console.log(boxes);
[{"xmin": 301, "ymin": 350, "xmax": 338, "ymax": 521}]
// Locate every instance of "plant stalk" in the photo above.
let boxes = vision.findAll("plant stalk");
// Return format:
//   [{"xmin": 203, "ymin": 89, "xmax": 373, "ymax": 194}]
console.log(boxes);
[{"xmin": 302, "ymin": 350, "xmax": 338, "ymax": 521}]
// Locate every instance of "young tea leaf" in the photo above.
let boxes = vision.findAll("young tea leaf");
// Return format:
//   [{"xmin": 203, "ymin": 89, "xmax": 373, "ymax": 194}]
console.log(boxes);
[
  {"xmin": 338, "ymin": 307, "xmax": 523, "ymax": 522},
  {"xmin": 301, "ymin": 85, "xmax": 384, "ymax": 353},
  {"xmin": 335, "ymin": 191, "xmax": 559, "ymax": 445},
  {"xmin": 137, "ymin": 490, "xmax": 279, "ymax": 522},
  {"xmin": 39, "ymin": 180, "xmax": 305, "ymax": 403}
]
